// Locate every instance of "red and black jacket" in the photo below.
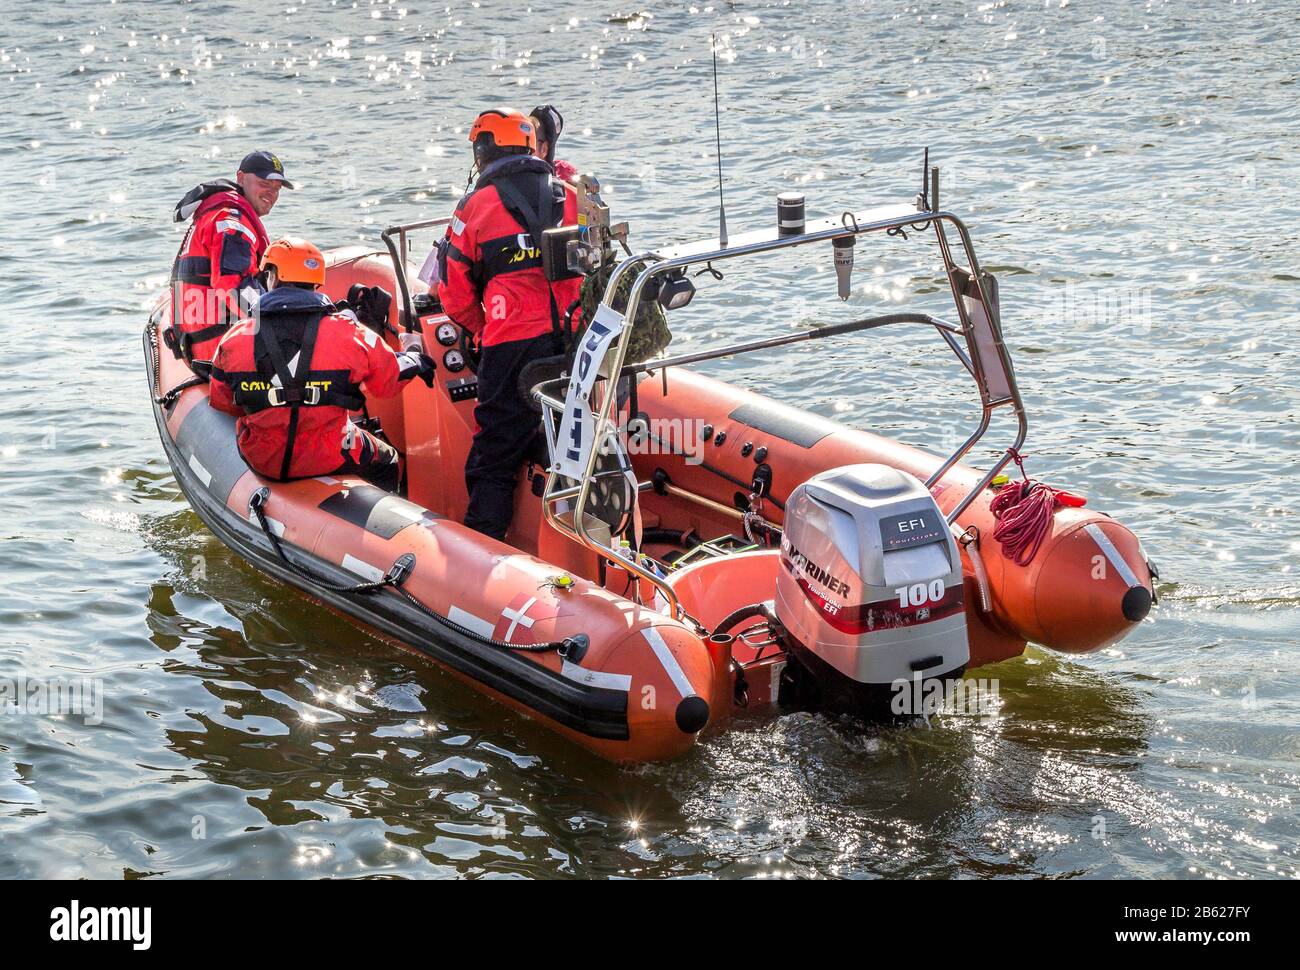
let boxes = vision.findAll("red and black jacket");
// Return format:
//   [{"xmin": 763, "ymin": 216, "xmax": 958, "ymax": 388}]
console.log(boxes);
[
  {"xmin": 209, "ymin": 288, "xmax": 421, "ymax": 481},
  {"xmin": 437, "ymin": 156, "xmax": 582, "ymax": 347},
  {"xmin": 168, "ymin": 179, "xmax": 270, "ymax": 365}
]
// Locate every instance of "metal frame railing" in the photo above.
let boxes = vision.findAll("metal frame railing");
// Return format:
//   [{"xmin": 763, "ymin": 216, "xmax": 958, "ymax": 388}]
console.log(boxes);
[
  {"xmin": 380, "ymin": 218, "xmax": 450, "ymax": 331},
  {"xmin": 534, "ymin": 201, "xmax": 1028, "ymax": 621}
]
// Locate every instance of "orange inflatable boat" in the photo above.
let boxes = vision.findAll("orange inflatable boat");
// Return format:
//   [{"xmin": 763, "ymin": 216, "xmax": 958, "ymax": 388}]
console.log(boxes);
[{"xmin": 146, "ymin": 175, "xmax": 1156, "ymax": 762}]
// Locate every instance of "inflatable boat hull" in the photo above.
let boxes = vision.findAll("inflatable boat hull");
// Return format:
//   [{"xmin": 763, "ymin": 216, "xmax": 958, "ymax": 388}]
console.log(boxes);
[{"xmin": 144, "ymin": 243, "xmax": 1156, "ymax": 761}]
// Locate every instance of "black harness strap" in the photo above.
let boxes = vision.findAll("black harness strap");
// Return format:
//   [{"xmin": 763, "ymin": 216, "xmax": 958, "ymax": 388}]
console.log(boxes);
[
  {"xmin": 288, "ymin": 314, "xmax": 322, "ymax": 479},
  {"xmin": 155, "ymin": 374, "xmax": 207, "ymax": 410},
  {"xmin": 492, "ymin": 174, "xmax": 568, "ymax": 346},
  {"xmin": 256, "ymin": 309, "xmax": 324, "ymax": 481},
  {"xmin": 280, "ymin": 401, "xmax": 300, "ymax": 482},
  {"xmin": 234, "ymin": 309, "xmax": 366, "ymax": 419},
  {"xmin": 175, "ymin": 321, "xmax": 233, "ymax": 363}
]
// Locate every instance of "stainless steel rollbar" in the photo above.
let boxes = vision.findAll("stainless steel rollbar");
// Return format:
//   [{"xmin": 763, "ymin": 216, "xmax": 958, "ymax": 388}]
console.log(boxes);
[
  {"xmin": 380, "ymin": 218, "xmax": 451, "ymax": 331},
  {"xmin": 534, "ymin": 200, "xmax": 1029, "ymax": 621}
]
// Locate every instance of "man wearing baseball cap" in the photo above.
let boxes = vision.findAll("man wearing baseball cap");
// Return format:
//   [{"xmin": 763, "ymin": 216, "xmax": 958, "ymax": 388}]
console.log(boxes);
[
  {"xmin": 166, "ymin": 150, "xmax": 294, "ymax": 369},
  {"xmin": 236, "ymin": 150, "xmax": 295, "ymax": 210}
]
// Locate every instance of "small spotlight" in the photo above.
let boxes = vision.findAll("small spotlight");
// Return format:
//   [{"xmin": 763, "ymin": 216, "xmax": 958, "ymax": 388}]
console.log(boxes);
[{"xmin": 656, "ymin": 271, "xmax": 695, "ymax": 311}]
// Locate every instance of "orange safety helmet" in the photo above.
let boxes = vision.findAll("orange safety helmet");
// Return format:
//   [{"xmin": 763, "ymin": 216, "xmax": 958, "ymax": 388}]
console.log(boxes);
[
  {"xmin": 467, "ymin": 108, "xmax": 537, "ymax": 154},
  {"xmin": 261, "ymin": 237, "xmax": 326, "ymax": 287}
]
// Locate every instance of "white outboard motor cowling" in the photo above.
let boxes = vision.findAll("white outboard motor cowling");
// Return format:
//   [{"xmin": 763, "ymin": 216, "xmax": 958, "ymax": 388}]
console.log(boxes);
[{"xmin": 774, "ymin": 464, "xmax": 969, "ymax": 717}]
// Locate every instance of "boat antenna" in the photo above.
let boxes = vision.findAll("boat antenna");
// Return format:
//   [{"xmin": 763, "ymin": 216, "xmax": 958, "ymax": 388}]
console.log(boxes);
[
  {"xmin": 918, "ymin": 146, "xmax": 930, "ymax": 211},
  {"xmin": 711, "ymin": 34, "xmax": 728, "ymax": 248}
]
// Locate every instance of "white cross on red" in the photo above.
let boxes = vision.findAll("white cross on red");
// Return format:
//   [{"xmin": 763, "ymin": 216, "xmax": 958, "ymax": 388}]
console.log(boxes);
[
  {"xmin": 501, "ymin": 596, "xmax": 539, "ymax": 641},
  {"xmin": 493, "ymin": 593, "xmax": 565, "ymax": 644}
]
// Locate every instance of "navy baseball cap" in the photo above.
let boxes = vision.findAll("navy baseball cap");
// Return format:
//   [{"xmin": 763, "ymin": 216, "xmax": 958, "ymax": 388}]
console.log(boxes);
[{"xmin": 238, "ymin": 150, "xmax": 294, "ymax": 189}]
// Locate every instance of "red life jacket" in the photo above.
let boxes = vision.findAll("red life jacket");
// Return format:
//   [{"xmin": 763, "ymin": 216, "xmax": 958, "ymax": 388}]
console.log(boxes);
[
  {"xmin": 168, "ymin": 180, "xmax": 270, "ymax": 365},
  {"xmin": 208, "ymin": 288, "xmax": 406, "ymax": 481},
  {"xmin": 437, "ymin": 156, "xmax": 582, "ymax": 347}
]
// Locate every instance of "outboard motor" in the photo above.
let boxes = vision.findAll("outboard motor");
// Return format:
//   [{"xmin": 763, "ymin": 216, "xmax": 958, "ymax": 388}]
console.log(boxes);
[{"xmin": 774, "ymin": 464, "xmax": 969, "ymax": 719}]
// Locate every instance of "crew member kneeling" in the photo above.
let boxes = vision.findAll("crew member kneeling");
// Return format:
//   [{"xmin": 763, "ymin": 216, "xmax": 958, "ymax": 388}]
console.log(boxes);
[
  {"xmin": 437, "ymin": 108, "xmax": 582, "ymax": 540},
  {"xmin": 210, "ymin": 238, "xmax": 435, "ymax": 491}
]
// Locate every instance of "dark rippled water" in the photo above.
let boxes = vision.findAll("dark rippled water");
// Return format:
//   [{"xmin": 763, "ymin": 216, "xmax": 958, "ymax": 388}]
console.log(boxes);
[{"xmin": 2, "ymin": 0, "xmax": 1297, "ymax": 879}]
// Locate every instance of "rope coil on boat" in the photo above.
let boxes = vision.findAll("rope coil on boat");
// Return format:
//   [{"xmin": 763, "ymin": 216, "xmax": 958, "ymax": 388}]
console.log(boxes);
[{"xmin": 988, "ymin": 449, "xmax": 1083, "ymax": 567}]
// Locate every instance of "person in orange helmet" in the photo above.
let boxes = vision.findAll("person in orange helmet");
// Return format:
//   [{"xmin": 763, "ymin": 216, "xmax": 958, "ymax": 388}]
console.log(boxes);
[
  {"xmin": 210, "ymin": 238, "xmax": 435, "ymax": 489},
  {"xmin": 434, "ymin": 108, "xmax": 583, "ymax": 540}
]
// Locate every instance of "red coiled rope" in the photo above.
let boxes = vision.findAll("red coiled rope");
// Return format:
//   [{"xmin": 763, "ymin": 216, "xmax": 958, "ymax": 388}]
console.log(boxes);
[{"xmin": 989, "ymin": 450, "xmax": 1062, "ymax": 567}]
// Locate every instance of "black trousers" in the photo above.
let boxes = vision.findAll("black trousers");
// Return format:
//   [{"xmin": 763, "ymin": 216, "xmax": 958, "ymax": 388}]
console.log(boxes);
[{"xmin": 464, "ymin": 332, "xmax": 561, "ymax": 540}]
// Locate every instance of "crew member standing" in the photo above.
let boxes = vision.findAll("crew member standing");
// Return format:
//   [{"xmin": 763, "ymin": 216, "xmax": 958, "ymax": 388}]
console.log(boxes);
[
  {"xmin": 437, "ymin": 108, "xmax": 582, "ymax": 540},
  {"xmin": 210, "ymin": 238, "xmax": 435, "ymax": 490},
  {"xmin": 529, "ymin": 104, "xmax": 578, "ymax": 183},
  {"xmin": 168, "ymin": 150, "xmax": 291, "ymax": 368}
]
